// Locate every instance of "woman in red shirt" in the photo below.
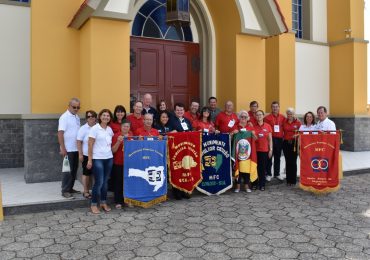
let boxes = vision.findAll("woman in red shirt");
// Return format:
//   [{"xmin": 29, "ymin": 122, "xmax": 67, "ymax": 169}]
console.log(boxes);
[
  {"xmin": 282, "ymin": 108, "xmax": 301, "ymax": 186},
  {"xmin": 193, "ymin": 107, "xmax": 218, "ymax": 133},
  {"xmin": 110, "ymin": 105, "xmax": 127, "ymax": 134},
  {"xmin": 111, "ymin": 119, "xmax": 133, "ymax": 209},
  {"xmin": 254, "ymin": 110, "xmax": 273, "ymax": 191}
]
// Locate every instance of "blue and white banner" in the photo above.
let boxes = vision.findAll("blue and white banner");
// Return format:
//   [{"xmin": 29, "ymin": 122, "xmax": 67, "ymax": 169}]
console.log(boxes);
[
  {"xmin": 197, "ymin": 133, "xmax": 232, "ymax": 195},
  {"xmin": 124, "ymin": 138, "xmax": 167, "ymax": 207}
]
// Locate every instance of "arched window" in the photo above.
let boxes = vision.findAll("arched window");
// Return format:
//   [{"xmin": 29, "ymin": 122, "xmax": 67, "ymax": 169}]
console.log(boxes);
[{"xmin": 132, "ymin": 0, "xmax": 193, "ymax": 42}]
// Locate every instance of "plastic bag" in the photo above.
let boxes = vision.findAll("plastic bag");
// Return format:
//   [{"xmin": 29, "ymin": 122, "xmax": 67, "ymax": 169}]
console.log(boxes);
[{"xmin": 62, "ymin": 156, "xmax": 71, "ymax": 173}]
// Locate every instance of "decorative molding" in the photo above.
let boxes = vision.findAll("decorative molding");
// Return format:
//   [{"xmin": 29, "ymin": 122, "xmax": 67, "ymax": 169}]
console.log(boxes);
[{"xmin": 329, "ymin": 38, "xmax": 369, "ymax": 47}]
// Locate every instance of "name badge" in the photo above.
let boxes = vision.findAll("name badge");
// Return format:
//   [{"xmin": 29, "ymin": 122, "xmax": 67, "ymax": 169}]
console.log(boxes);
[
  {"xmin": 181, "ymin": 122, "xmax": 189, "ymax": 131},
  {"xmin": 228, "ymin": 119, "xmax": 235, "ymax": 128},
  {"xmin": 258, "ymin": 133, "xmax": 264, "ymax": 137},
  {"xmin": 274, "ymin": 125, "xmax": 280, "ymax": 133},
  {"xmin": 203, "ymin": 128, "xmax": 209, "ymax": 133},
  {"xmin": 240, "ymin": 128, "xmax": 246, "ymax": 132}
]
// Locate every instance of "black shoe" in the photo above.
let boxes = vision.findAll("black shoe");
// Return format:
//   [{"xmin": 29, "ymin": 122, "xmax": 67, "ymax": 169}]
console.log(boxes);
[
  {"xmin": 62, "ymin": 192, "xmax": 74, "ymax": 199},
  {"xmin": 181, "ymin": 193, "xmax": 191, "ymax": 199},
  {"xmin": 70, "ymin": 189, "xmax": 81, "ymax": 194}
]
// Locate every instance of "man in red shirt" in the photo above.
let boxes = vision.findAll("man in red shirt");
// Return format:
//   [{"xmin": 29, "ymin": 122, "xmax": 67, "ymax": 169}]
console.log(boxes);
[
  {"xmin": 127, "ymin": 101, "xmax": 144, "ymax": 134},
  {"xmin": 215, "ymin": 101, "xmax": 239, "ymax": 134},
  {"xmin": 248, "ymin": 101, "xmax": 258, "ymax": 126},
  {"xmin": 264, "ymin": 101, "xmax": 286, "ymax": 181},
  {"xmin": 135, "ymin": 114, "xmax": 160, "ymax": 137},
  {"xmin": 184, "ymin": 101, "xmax": 200, "ymax": 126}
]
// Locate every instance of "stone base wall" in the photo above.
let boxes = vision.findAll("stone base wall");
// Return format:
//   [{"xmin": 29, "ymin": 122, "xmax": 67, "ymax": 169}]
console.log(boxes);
[
  {"xmin": 0, "ymin": 119, "xmax": 24, "ymax": 168},
  {"xmin": 332, "ymin": 116, "xmax": 370, "ymax": 151},
  {"xmin": 24, "ymin": 119, "xmax": 62, "ymax": 183}
]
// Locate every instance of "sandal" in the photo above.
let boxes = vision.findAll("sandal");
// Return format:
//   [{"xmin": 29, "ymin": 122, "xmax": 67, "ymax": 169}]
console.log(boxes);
[
  {"xmin": 90, "ymin": 206, "xmax": 100, "ymax": 214},
  {"xmin": 83, "ymin": 192, "xmax": 91, "ymax": 199},
  {"xmin": 100, "ymin": 204, "xmax": 111, "ymax": 212},
  {"xmin": 115, "ymin": 204, "xmax": 122, "ymax": 210}
]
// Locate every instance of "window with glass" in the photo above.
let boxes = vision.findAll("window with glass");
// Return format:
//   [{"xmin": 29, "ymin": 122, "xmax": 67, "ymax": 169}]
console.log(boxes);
[
  {"xmin": 132, "ymin": 0, "xmax": 193, "ymax": 42},
  {"xmin": 292, "ymin": 0, "xmax": 302, "ymax": 39}
]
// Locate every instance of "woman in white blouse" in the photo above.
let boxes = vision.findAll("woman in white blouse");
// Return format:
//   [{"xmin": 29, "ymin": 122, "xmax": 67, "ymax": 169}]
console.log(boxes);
[
  {"xmin": 299, "ymin": 111, "xmax": 316, "ymax": 131},
  {"xmin": 87, "ymin": 109, "xmax": 114, "ymax": 214}
]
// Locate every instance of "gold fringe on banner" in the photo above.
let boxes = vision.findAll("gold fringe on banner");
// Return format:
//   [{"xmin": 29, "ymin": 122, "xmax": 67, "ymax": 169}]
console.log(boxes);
[
  {"xmin": 124, "ymin": 195, "xmax": 167, "ymax": 208},
  {"xmin": 299, "ymin": 184, "xmax": 340, "ymax": 195}
]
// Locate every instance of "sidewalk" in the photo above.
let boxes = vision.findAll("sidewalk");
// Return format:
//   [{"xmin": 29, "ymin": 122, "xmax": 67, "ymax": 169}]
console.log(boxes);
[{"xmin": 1, "ymin": 151, "xmax": 369, "ymax": 212}]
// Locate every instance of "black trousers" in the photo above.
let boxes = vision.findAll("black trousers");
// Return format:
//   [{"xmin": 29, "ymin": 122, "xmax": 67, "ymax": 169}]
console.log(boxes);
[
  {"xmin": 267, "ymin": 137, "xmax": 283, "ymax": 177},
  {"xmin": 257, "ymin": 152, "xmax": 268, "ymax": 188},
  {"xmin": 282, "ymin": 140, "xmax": 298, "ymax": 184},
  {"xmin": 112, "ymin": 164, "xmax": 124, "ymax": 204},
  {"xmin": 61, "ymin": 152, "xmax": 79, "ymax": 193}
]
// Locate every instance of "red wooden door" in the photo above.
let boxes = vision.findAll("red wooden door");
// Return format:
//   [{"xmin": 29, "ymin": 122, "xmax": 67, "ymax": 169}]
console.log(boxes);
[{"xmin": 130, "ymin": 36, "xmax": 199, "ymax": 111}]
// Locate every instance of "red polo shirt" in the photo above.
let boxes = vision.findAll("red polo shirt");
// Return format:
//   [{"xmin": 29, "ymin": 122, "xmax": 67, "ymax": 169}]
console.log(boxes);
[
  {"xmin": 264, "ymin": 113, "xmax": 286, "ymax": 138},
  {"xmin": 248, "ymin": 111, "xmax": 258, "ymax": 126},
  {"xmin": 109, "ymin": 121, "xmax": 121, "ymax": 134},
  {"xmin": 254, "ymin": 123, "xmax": 272, "ymax": 152},
  {"xmin": 193, "ymin": 120, "xmax": 215, "ymax": 133},
  {"xmin": 283, "ymin": 119, "xmax": 301, "ymax": 141},
  {"xmin": 112, "ymin": 131, "xmax": 133, "ymax": 166},
  {"xmin": 184, "ymin": 111, "xmax": 199, "ymax": 126},
  {"xmin": 135, "ymin": 127, "xmax": 159, "ymax": 137},
  {"xmin": 215, "ymin": 111, "xmax": 239, "ymax": 133},
  {"xmin": 127, "ymin": 114, "xmax": 144, "ymax": 134}
]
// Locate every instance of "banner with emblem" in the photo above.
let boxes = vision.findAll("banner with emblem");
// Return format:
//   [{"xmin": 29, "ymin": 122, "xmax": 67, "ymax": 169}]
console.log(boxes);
[
  {"xmin": 231, "ymin": 131, "xmax": 258, "ymax": 182},
  {"xmin": 124, "ymin": 138, "xmax": 167, "ymax": 207},
  {"xmin": 299, "ymin": 131, "xmax": 341, "ymax": 194},
  {"xmin": 167, "ymin": 132, "xmax": 202, "ymax": 194},
  {"xmin": 197, "ymin": 133, "xmax": 232, "ymax": 195}
]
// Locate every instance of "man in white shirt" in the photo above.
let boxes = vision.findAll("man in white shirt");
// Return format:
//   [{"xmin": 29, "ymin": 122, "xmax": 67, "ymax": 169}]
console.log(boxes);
[
  {"xmin": 58, "ymin": 98, "xmax": 81, "ymax": 198},
  {"xmin": 316, "ymin": 106, "xmax": 336, "ymax": 131}
]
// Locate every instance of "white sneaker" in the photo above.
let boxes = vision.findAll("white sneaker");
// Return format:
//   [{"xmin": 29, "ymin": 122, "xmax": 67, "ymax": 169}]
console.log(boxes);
[
  {"xmin": 246, "ymin": 188, "xmax": 252, "ymax": 193},
  {"xmin": 234, "ymin": 189, "xmax": 240, "ymax": 193},
  {"xmin": 266, "ymin": 176, "xmax": 272, "ymax": 182},
  {"xmin": 276, "ymin": 175, "xmax": 285, "ymax": 181}
]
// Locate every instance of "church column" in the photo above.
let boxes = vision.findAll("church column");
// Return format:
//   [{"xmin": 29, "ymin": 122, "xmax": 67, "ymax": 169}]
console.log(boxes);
[
  {"xmin": 327, "ymin": 0, "xmax": 369, "ymax": 151},
  {"xmin": 80, "ymin": 18, "xmax": 131, "ymax": 112}
]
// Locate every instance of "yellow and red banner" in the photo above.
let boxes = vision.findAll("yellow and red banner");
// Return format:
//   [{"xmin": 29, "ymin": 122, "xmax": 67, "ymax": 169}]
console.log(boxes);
[
  {"xmin": 168, "ymin": 132, "xmax": 202, "ymax": 194},
  {"xmin": 299, "ymin": 131, "xmax": 341, "ymax": 194}
]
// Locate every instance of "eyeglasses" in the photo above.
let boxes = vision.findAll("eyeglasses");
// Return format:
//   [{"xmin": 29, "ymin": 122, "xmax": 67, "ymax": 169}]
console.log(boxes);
[
  {"xmin": 87, "ymin": 115, "xmax": 95, "ymax": 119},
  {"xmin": 72, "ymin": 106, "xmax": 80, "ymax": 110},
  {"xmin": 240, "ymin": 116, "xmax": 248, "ymax": 119}
]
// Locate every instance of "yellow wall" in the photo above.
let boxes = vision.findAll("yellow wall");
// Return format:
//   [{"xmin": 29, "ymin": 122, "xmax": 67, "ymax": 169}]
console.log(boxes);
[
  {"xmin": 328, "ymin": 0, "xmax": 368, "ymax": 115},
  {"xmin": 31, "ymin": 0, "xmax": 84, "ymax": 113},
  {"xmin": 265, "ymin": 33, "xmax": 296, "ymax": 112},
  {"xmin": 80, "ymin": 18, "xmax": 130, "ymax": 113},
  {"xmin": 276, "ymin": 0, "xmax": 292, "ymax": 31},
  {"xmin": 205, "ymin": 0, "xmax": 240, "ymax": 108},
  {"xmin": 236, "ymin": 34, "xmax": 266, "ymax": 111}
]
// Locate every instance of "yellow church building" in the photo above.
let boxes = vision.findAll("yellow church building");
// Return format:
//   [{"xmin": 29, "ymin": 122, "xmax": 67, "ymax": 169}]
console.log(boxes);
[{"xmin": 0, "ymin": 0, "xmax": 368, "ymax": 182}]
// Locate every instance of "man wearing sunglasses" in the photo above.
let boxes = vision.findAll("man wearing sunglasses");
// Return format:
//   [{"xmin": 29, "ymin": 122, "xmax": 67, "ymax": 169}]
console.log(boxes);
[{"xmin": 58, "ymin": 97, "xmax": 81, "ymax": 199}]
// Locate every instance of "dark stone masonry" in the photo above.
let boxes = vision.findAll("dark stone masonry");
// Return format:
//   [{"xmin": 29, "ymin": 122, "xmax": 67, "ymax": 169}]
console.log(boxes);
[{"xmin": 0, "ymin": 119, "xmax": 24, "ymax": 169}]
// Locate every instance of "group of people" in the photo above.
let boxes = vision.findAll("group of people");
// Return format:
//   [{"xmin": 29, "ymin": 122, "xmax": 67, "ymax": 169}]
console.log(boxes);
[{"xmin": 58, "ymin": 95, "xmax": 336, "ymax": 213}]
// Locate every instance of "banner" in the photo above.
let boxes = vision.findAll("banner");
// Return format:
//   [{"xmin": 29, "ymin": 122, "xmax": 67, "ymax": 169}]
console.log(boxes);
[
  {"xmin": 197, "ymin": 133, "xmax": 232, "ymax": 195},
  {"xmin": 299, "ymin": 131, "xmax": 340, "ymax": 194},
  {"xmin": 231, "ymin": 131, "xmax": 258, "ymax": 182},
  {"xmin": 167, "ymin": 132, "xmax": 202, "ymax": 194},
  {"xmin": 124, "ymin": 138, "xmax": 167, "ymax": 207}
]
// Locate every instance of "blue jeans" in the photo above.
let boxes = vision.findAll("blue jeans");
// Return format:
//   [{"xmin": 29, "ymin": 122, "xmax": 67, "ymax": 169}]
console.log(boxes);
[{"xmin": 91, "ymin": 158, "xmax": 113, "ymax": 206}]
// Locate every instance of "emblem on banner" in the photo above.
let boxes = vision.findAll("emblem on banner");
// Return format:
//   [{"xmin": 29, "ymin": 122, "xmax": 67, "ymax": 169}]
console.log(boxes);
[
  {"xmin": 128, "ymin": 166, "xmax": 165, "ymax": 192},
  {"xmin": 236, "ymin": 139, "xmax": 251, "ymax": 161},
  {"xmin": 310, "ymin": 157, "xmax": 329, "ymax": 172}
]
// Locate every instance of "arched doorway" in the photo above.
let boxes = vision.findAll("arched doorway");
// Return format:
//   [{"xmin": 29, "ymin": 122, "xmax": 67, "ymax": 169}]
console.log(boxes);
[{"xmin": 129, "ymin": 0, "xmax": 215, "ymax": 110}]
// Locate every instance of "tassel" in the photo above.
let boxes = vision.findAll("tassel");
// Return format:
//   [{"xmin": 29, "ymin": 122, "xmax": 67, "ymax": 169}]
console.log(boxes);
[{"xmin": 339, "ymin": 129, "xmax": 343, "ymax": 144}]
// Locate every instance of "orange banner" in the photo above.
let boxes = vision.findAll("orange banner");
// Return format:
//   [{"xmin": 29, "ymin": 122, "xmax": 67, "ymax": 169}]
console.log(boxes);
[
  {"xmin": 299, "ymin": 131, "xmax": 341, "ymax": 194},
  {"xmin": 167, "ymin": 132, "xmax": 202, "ymax": 194}
]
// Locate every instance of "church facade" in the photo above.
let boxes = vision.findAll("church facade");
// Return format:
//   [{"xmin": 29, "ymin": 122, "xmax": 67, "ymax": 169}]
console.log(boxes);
[{"xmin": 0, "ymin": 0, "xmax": 368, "ymax": 182}]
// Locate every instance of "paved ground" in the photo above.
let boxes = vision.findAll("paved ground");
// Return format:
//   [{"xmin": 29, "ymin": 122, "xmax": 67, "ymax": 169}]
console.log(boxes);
[{"xmin": 1, "ymin": 173, "xmax": 370, "ymax": 260}]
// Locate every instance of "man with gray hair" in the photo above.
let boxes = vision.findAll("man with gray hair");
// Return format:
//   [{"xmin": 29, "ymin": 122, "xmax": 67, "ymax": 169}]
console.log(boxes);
[
  {"xmin": 58, "ymin": 98, "xmax": 81, "ymax": 199},
  {"xmin": 316, "ymin": 106, "xmax": 336, "ymax": 131},
  {"xmin": 142, "ymin": 93, "xmax": 158, "ymax": 122}
]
